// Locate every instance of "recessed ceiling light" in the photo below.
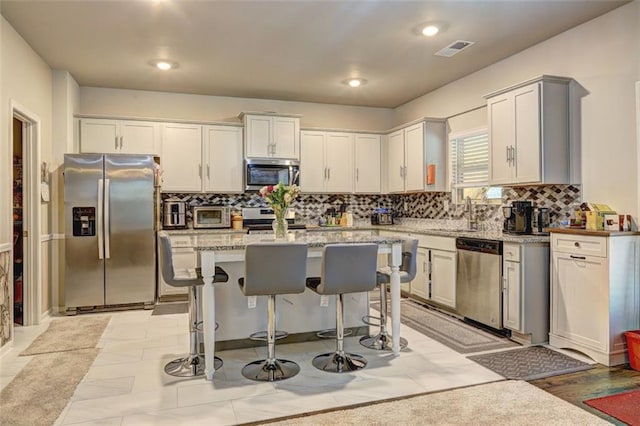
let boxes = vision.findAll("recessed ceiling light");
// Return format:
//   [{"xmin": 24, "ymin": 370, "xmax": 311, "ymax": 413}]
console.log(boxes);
[
  {"xmin": 345, "ymin": 78, "xmax": 366, "ymax": 88},
  {"xmin": 149, "ymin": 59, "xmax": 178, "ymax": 70},
  {"xmin": 422, "ymin": 25, "xmax": 439, "ymax": 37}
]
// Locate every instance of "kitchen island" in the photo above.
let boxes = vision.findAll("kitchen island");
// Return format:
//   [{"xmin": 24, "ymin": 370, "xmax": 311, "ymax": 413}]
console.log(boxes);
[{"xmin": 192, "ymin": 231, "xmax": 404, "ymax": 380}]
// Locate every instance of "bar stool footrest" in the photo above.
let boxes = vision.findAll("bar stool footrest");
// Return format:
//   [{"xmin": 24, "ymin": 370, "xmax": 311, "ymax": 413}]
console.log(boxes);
[
  {"xmin": 316, "ymin": 328, "xmax": 353, "ymax": 339},
  {"xmin": 361, "ymin": 314, "xmax": 382, "ymax": 327},
  {"xmin": 249, "ymin": 330, "xmax": 288, "ymax": 341}
]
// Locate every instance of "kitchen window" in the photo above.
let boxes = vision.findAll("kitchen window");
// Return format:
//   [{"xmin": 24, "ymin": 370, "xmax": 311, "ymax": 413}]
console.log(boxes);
[{"xmin": 449, "ymin": 127, "xmax": 501, "ymax": 203}]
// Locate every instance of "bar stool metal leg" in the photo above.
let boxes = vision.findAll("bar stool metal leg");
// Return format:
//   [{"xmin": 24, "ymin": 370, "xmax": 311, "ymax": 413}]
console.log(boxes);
[
  {"xmin": 313, "ymin": 294, "xmax": 367, "ymax": 373},
  {"xmin": 165, "ymin": 285, "xmax": 222, "ymax": 377},
  {"xmin": 242, "ymin": 295, "xmax": 300, "ymax": 381},
  {"xmin": 360, "ymin": 283, "xmax": 408, "ymax": 350}
]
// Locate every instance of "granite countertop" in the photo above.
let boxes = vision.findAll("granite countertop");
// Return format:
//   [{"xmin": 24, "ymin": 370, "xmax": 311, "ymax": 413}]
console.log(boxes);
[
  {"xmin": 548, "ymin": 228, "xmax": 640, "ymax": 237},
  {"xmin": 192, "ymin": 230, "xmax": 401, "ymax": 251},
  {"xmin": 161, "ymin": 224, "xmax": 551, "ymax": 244}
]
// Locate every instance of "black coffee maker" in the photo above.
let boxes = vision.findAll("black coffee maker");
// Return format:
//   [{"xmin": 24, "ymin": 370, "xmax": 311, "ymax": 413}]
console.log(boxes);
[{"xmin": 502, "ymin": 201, "xmax": 533, "ymax": 234}]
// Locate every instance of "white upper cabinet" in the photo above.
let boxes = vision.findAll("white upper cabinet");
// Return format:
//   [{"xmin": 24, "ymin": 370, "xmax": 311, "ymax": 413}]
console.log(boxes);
[
  {"xmin": 161, "ymin": 123, "xmax": 244, "ymax": 193},
  {"xmin": 300, "ymin": 130, "xmax": 353, "ymax": 193},
  {"xmin": 242, "ymin": 113, "xmax": 300, "ymax": 159},
  {"xmin": 385, "ymin": 119, "xmax": 446, "ymax": 193},
  {"xmin": 354, "ymin": 134, "xmax": 381, "ymax": 193},
  {"xmin": 79, "ymin": 118, "xmax": 160, "ymax": 155},
  {"xmin": 486, "ymin": 76, "xmax": 572, "ymax": 186},
  {"xmin": 160, "ymin": 123, "xmax": 203, "ymax": 192},
  {"xmin": 203, "ymin": 125, "xmax": 244, "ymax": 193}
]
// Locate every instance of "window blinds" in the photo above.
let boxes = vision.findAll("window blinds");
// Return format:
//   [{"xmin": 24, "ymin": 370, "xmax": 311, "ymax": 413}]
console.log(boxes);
[{"xmin": 450, "ymin": 130, "xmax": 489, "ymax": 189}]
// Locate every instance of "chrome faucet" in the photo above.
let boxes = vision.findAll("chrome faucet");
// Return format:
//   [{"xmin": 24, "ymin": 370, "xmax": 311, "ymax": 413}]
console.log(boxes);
[{"xmin": 464, "ymin": 196, "xmax": 477, "ymax": 230}]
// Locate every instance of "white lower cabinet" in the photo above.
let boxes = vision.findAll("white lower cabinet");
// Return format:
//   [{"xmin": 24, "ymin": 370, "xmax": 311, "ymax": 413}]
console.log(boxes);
[
  {"xmin": 549, "ymin": 232, "xmax": 640, "ymax": 365},
  {"xmin": 409, "ymin": 235, "xmax": 456, "ymax": 309},
  {"xmin": 502, "ymin": 243, "xmax": 549, "ymax": 344},
  {"xmin": 412, "ymin": 248, "xmax": 429, "ymax": 299},
  {"xmin": 429, "ymin": 249, "xmax": 456, "ymax": 308}
]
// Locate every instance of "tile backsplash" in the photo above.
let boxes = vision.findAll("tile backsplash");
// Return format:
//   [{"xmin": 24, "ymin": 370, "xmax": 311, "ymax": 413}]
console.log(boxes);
[{"xmin": 163, "ymin": 184, "xmax": 581, "ymax": 227}]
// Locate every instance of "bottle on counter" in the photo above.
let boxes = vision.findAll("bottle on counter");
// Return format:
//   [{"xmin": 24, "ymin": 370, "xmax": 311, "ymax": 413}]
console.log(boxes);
[{"xmin": 232, "ymin": 214, "xmax": 243, "ymax": 230}]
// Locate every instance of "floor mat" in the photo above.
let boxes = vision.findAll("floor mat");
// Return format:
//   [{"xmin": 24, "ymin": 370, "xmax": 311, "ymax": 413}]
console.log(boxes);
[
  {"xmin": 468, "ymin": 346, "xmax": 594, "ymax": 380},
  {"xmin": 372, "ymin": 299, "xmax": 518, "ymax": 354},
  {"xmin": 151, "ymin": 302, "xmax": 189, "ymax": 316},
  {"xmin": 584, "ymin": 389, "xmax": 640, "ymax": 425}
]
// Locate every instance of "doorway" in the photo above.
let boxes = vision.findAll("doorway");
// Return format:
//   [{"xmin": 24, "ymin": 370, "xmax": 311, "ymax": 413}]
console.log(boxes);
[
  {"xmin": 10, "ymin": 101, "xmax": 42, "ymax": 329},
  {"xmin": 12, "ymin": 118, "xmax": 24, "ymax": 326}
]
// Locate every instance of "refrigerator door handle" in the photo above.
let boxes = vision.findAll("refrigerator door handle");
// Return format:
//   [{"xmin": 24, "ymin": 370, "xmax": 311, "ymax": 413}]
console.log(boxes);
[
  {"xmin": 97, "ymin": 179, "xmax": 105, "ymax": 259},
  {"xmin": 104, "ymin": 178, "xmax": 111, "ymax": 259}
]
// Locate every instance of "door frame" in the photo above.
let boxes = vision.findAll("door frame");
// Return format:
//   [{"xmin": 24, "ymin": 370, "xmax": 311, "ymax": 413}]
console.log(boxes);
[{"xmin": 10, "ymin": 100, "xmax": 42, "ymax": 327}]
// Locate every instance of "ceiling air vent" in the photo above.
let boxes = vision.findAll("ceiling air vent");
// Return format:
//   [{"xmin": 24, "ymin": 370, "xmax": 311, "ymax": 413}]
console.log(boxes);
[{"xmin": 434, "ymin": 40, "xmax": 475, "ymax": 57}]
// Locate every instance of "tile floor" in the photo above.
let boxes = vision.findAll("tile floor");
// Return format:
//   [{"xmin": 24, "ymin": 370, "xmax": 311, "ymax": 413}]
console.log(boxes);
[{"xmin": 3, "ymin": 307, "xmax": 522, "ymax": 425}]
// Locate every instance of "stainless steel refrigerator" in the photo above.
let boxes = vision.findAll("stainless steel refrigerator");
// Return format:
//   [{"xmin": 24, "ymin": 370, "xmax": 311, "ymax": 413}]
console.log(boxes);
[{"xmin": 64, "ymin": 154, "xmax": 156, "ymax": 314}]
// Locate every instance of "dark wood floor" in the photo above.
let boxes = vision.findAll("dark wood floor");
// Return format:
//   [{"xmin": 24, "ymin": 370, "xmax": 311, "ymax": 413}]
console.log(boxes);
[{"xmin": 530, "ymin": 363, "xmax": 640, "ymax": 425}]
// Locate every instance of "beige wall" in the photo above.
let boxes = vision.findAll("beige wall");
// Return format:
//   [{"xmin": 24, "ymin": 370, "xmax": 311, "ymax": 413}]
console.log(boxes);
[
  {"xmin": 395, "ymin": 2, "xmax": 640, "ymax": 217},
  {"xmin": 1, "ymin": 16, "xmax": 54, "ymax": 319},
  {"xmin": 79, "ymin": 87, "xmax": 395, "ymax": 132}
]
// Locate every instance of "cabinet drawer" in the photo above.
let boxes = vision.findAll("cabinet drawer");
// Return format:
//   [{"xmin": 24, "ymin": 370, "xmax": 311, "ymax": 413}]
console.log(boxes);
[
  {"xmin": 503, "ymin": 243, "xmax": 521, "ymax": 262},
  {"xmin": 552, "ymin": 234, "xmax": 607, "ymax": 258}
]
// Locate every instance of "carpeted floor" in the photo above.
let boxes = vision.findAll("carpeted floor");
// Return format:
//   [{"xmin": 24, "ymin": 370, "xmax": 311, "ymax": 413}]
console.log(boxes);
[
  {"xmin": 468, "ymin": 346, "xmax": 594, "ymax": 380},
  {"xmin": 584, "ymin": 389, "xmax": 640, "ymax": 425},
  {"xmin": 19, "ymin": 315, "xmax": 110, "ymax": 356},
  {"xmin": 0, "ymin": 348, "xmax": 100, "ymax": 426},
  {"xmin": 257, "ymin": 380, "xmax": 609, "ymax": 425},
  {"xmin": 372, "ymin": 299, "xmax": 518, "ymax": 354}
]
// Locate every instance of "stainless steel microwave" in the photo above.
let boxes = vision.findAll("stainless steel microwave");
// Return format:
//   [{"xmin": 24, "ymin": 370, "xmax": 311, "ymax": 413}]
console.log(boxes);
[
  {"xmin": 245, "ymin": 159, "xmax": 300, "ymax": 191},
  {"xmin": 192, "ymin": 206, "xmax": 231, "ymax": 229}
]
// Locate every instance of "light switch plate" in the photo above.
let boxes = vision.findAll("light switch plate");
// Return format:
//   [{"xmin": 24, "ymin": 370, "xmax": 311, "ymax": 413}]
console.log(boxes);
[{"xmin": 320, "ymin": 295, "xmax": 329, "ymax": 307}]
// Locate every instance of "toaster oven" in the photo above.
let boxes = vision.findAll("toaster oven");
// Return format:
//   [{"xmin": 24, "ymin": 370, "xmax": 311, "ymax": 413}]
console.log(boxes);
[{"xmin": 192, "ymin": 206, "xmax": 231, "ymax": 229}]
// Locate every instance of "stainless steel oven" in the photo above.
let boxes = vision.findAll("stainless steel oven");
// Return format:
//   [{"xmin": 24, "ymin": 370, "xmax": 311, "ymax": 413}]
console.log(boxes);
[
  {"xmin": 456, "ymin": 237, "xmax": 503, "ymax": 330},
  {"xmin": 245, "ymin": 159, "xmax": 300, "ymax": 191}
]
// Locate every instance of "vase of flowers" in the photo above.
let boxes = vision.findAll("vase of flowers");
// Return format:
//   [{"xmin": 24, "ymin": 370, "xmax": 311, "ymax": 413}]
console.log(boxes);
[{"xmin": 259, "ymin": 182, "xmax": 301, "ymax": 239}]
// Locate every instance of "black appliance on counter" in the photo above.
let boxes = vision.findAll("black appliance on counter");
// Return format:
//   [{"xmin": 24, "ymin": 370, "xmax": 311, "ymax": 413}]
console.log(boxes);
[
  {"xmin": 502, "ymin": 201, "xmax": 533, "ymax": 234},
  {"xmin": 371, "ymin": 208, "xmax": 394, "ymax": 225}
]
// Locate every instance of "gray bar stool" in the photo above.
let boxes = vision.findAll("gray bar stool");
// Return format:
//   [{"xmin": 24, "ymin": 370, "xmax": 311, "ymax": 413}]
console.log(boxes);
[
  {"xmin": 306, "ymin": 243, "xmax": 378, "ymax": 373},
  {"xmin": 159, "ymin": 235, "xmax": 229, "ymax": 377},
  {"xmin": 360, "ymin": 238, "xmax": 417, "ymax": 351},
  {"xmin": 238, "ymin": 242, "xmax": 308, "ymax": 382}
]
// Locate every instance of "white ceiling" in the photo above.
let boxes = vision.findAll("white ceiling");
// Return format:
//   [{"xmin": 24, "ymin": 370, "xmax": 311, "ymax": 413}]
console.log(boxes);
[{"xmin": 1, "ymin": 0, "xmax": 629, "ymax": 108}]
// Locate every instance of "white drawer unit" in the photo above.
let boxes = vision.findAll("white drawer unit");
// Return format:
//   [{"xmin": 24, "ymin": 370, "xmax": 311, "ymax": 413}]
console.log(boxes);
[
  {"xmin": 552, "ymin": 233, "xmax": 607, "ymax": 257},
  {"xmin": 549, "ymin": 231, "xmax": 640, "ymax": 365}
]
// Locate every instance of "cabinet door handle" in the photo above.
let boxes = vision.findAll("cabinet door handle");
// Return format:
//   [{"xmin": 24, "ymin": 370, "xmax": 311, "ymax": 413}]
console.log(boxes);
[
  {"xmin": 115, "ymin": 136, "xmax": 118, "ymax": 150},
  {"xmin": 574, "ymin": 242, "xmax": 581, "ymax": 248},
  {"xmin": 570, "ymin": 255, "xmax": 586, "ymax": 260},
  {"xmin": 120, "ymin": 136, "xmax": 124, "ymax": 149},
  {"xmin": 324, "ymin": 167, "xmax": 327, "ymax": 179},
  {"xmin": 506, "ymin": 146, "xmax": 510, "ymax": 163},
  {"xmin": 511, "ymin": 146, "xmax": 516, "ymax": 165},
  {"xmin": 502, "ymin": 276, "xmax": 507, "ymax": 292},
  {"xmin": 207, "ymin": 164, "xmax": 210, "ymax": 179},
  {"xmin": 327, "ymin": 168, "xmax": 330, "ymax": 180},
  {"xmin": 356, "ymin": 168, "xmax": 359, "ymax": 182},
  {"xmin": 198, "ymin": 164, "xmax": 202, "ymax": 178}
]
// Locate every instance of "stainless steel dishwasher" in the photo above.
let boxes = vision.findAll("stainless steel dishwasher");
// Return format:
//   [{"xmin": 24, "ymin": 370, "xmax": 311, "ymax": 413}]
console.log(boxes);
[{"xmin": 456, "ymin": 237, "xmax": 503, "ymax": 330}]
